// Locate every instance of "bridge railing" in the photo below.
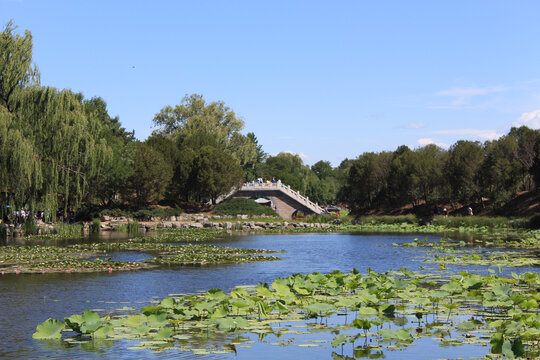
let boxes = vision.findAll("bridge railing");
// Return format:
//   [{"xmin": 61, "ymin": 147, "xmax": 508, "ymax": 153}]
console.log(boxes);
[{"xmin": 239, "ymin": 182, "xmax": 324, "ymax": 214}]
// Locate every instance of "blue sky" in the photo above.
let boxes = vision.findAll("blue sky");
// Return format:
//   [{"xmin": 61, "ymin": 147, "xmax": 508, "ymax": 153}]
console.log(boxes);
[{"xmin": 2, "ymin": 0, "xmax": 540, "ymax": 165}]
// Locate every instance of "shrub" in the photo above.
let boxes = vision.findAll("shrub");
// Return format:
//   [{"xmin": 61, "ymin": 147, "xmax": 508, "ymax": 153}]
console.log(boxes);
[
  {"xmin": 53, "ymin": 222, "xmax": 83, "ymax": 236},
  {"xmin": 114, "ymin": 221, "xmax": 140, "ymax": 234},
  {"xmin": 99, "ymin": 208, "xmax": 126, "ymax": 217},
  {"xmin": 148, "ymin": 207, "xmax": 183, "ymax": 218},
  {"xmin": 91, "ymin": 218, "xmax": 101, "ymax": 232},
  {"xmin": 214, "ymin": 198, "xmax": 278, "ymax": 217},
  {"xmin": 22, "ymin": 218, "xmax": 39, "ymax": 235},
  {"xmin": 528, "ymin": 214, "xmax": 540, "ymax": 229}
]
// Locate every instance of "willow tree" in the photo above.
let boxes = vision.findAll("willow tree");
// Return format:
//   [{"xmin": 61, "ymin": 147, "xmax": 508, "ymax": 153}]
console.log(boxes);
[
  {"xmin": 1, "ymin": 21, "xmax": 112, "ymax": 219},
  {"xmin": 0, "ymin": 20, "xmax": 39, "ymax": 111},
  {"xmin": 0, "ymin": 20, "xmax": 40, "ymax": 216},
  {"xmin": 8, "ymin": 87, "xmax": 112, "ymax": 216}
]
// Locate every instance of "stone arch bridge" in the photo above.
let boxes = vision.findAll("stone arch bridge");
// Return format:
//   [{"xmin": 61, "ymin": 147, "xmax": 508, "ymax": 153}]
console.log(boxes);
[{"xmin": 219, "ymin": 182, "xmax": 325, "ymax": 219}]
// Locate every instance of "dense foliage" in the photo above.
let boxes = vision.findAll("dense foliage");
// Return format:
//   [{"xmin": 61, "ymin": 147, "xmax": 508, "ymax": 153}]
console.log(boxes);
[{"xmin": 339, "ymin": 129, "xmax": 540, "ymax": 213}]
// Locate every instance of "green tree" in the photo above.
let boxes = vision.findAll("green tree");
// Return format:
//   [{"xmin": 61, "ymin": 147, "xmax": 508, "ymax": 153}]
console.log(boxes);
[
  {"xmin": 242, "ymin": 132, "xmax": 266, "ymax": 181},
  {"xmin": 479, "ymin": 136, "xmax": 522, "ymax": 206},
  {"xmin": 152, "ymin": 94, "xmax": 259, "ymax": 203},
  {"xmin": 311, "ymin": 160, "xmax": 334, "ymax": 180},
  {"xmin": 1, "ymin": 22, "xmax": 113, "ymax": 219},
  {"xmin": 0, "ymin": 20, "xmax": 39, "ymax": 111},
  {"xmin": 340, "ymin": 152, "xmax": 391, "ymax": 209},
  {"xmin": 261, "ymin": 152, "xmax": 308, "ymax": 192},
  {"xmin": 387, "ymin": 146, "xmax": 418, "ymax": 206},
  {"xmin": 83, "ymin": 97, "xmax": 134, "ymax": 206},
  {"xmin": 413, "ymin": 144, "xmax": 447, "ymax": 204},
  {"xmin": 508, "ymin": 126, "xmax": 539, "ymax": 191},
  {"xmin": 445, "ymin": 140, "xmax": 484, "ymax": 205},
  {"xmin": 127, "ymin": 142, "xmax": 173, "ymax": 206},
  {"xmin": 190, "ymin": 145, "xmax": 244, "ymax": 204},
  {"xmin": 153, "ymin": 94, "xmax": 257, "ymax": 166}
]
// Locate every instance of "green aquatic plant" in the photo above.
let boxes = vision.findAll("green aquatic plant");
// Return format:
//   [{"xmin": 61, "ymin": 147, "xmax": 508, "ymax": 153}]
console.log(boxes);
[
  {"xmin": 33, "ymin": 268, "xmax": 540, "ymax": 358},
  {"xmin": 1, "ymin": 239, "xmax": 280, "ymax": 274},
  {"xmin": 32, "ymin": 318, "xmax": 65, "ymax": 339}
]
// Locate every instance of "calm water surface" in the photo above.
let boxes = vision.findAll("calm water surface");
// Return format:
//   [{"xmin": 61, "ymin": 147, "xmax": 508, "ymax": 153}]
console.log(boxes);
[{"xmin": 0, "ymin": 232, "xmax": 536, "ymax": 359}]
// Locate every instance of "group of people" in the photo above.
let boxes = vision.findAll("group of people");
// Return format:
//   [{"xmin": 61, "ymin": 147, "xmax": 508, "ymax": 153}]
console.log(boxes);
[
  {"xmin": 4, "ymin": 208, "xmax": 45, "ymax": 224},
  {"xmin": 433, "ymin": 206, "xmax": 474, "ymax": 217},
  {"xmin": 254, "ymin": 177, "xmax": 282, "ymax": 186}
]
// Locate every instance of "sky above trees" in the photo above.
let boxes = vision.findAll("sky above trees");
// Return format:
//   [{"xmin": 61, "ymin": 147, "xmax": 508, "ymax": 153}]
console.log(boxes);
[{"xmin": 1, "ymin": 0, "xmax": 540, "ymax": 165}]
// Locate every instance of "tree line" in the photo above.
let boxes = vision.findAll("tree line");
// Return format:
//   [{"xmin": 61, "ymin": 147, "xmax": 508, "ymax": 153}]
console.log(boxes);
[
  {"xmin": 339, "ymin": 127, "xmax": 540, "ymax": 213},
  {"xmin": 1, "ymin": 21, "xmax": 538, "ymax": 221}
]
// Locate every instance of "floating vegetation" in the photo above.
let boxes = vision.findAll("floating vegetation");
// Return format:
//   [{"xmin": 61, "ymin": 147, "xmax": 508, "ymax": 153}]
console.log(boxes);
[
  {"xmin": 392, "ymin": 234, "xmax": 540, "ymax": 268},
  {"xmin": 0, "ymin": 245, "xmax": 95, "ymax": 265},
  {"xmin": 33, "ymin": 269, "xmax": 540, "ymax": 358},
  {"xmin": 1, "ymin": 241, "xmax": 280, "ymax": 274},
  {"xmin": 426, "ymin": 252, "xmax": 539, "ymax": 268}
]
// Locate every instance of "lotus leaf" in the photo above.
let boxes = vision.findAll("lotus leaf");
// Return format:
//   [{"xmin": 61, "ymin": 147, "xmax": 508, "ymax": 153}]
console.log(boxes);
[
  {"xmin": 305, "ymin": 302, "xmax": 335, "ymax": 317},
  {"xmin": 210, "ymin": 304, "xmax": 229, "ymax": 319},
  {"xmin": 147, "ymin": 312, "xmax": 168, "ymax": 327},
  {"xmin": 125, "ymin": 314, "xmax": 147, "ymax": 327},
  {"xmin": 131, "ymin": 324, "xmax": 150, "ymax": 336},
  {"xmin": 491, "ymin": 283, "xmax": 513, "ymax": 298},
  {"xmin": 141, "ymin": 305, "xmax": 163, "ymax": 315},
  {"xmin": 462, "ymin": 275, "xmax": 483, "ymax": 290},
  {"xmin": 92, "ymin": 323, "xmax": 113, "ymax": 339},
  {"xmin": 206, "ymin": 288, "xmax": 226, "ymax": 300},
  {"xmin": 357, "ymin": 307, "xmax": 378, "ymax": 317},
  {"xmin": 352, "ymin": 318, "xmax": 371, "ymax": 331},
  {"xmin": 456, "ymin": 320, "xmax": 478, "ymax": 331},
  {"xmin": 272, "ymin": 278, "xmax": 293, "ymax": 297},
  {"xmin": 378, "ymin": 328, "xmax": 413, "ymax": 342},
  {"xmin": 215, "ymin": 316, "xmax": 249, "ymax": 331},
  {"xmin": 159, "ymin": 297, "xmax": 176, "ymax": 308},
  {"xmin": 331, "ymin": 334, "xmax": 349, "ymax": 348},
  {"xmin": 32, "ymin": 318, "xmax": 65, "ymax": 339},
  {"xmin": 153, "ymin": 327, "xmax": 173, "ymax": 340},
  {"xmin": 64, "ymin": 314, "xmax": 84, "ymax": 333},
  {"xmin": 230, "ymin": 287, "xmax": 248, "ymax": 299},
  {"xmin": 256, "ymin": 286, "xmax": 273, "ymax": 298},
  {"xmin": 378, "ymin": 303, "xmax": 395, "ymax": 316}
]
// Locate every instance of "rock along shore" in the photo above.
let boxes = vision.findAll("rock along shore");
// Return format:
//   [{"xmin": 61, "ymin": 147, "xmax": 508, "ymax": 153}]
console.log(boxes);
[{"xmin": 1, "ymin": 214, "xmax": 333, "ymax": 237}]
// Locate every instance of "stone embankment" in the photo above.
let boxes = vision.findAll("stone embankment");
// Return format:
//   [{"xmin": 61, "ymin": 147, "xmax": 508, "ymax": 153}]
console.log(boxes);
[
  {"xmin": 154, "ymin": 220, "xmax": 332, "ymax": 231},
  {"xmin": 98, "ymin": 214, "xmax": 332, "ymax": 231},
  {"xmin": 1, "ymin": 214, "xmax": 332, "ymax": 237}
]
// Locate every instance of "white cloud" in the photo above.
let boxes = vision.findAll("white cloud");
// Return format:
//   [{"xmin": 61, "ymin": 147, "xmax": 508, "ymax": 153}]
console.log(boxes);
[
  {"xmin": 432, "ymin": 129, "xmax": 502, "ymax": 140},
  {"xmin": 417, "ymin": 138, "xmax": 450, "ymax": 148},
  {"xmin": 432, "ymin": 85, "xmax": 506, "ymax": 109},
  {"xmin": 405, "ymin": 122, "xmax": 426, "ymax": 129},
  {"xmin": 515, "ymin": 109, "xmax": 540, "ymax": 129}
]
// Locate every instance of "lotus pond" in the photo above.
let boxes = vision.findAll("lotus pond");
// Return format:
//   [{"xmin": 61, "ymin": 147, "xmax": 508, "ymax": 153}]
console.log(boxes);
[{"xmin": 1, "ymin": 230, "xmax": 539, "ymax": 359}]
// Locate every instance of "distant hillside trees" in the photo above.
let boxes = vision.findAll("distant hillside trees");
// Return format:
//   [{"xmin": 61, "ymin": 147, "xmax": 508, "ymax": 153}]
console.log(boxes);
[{"xmin": 340, "ymin": 126, "xmax": 540, "ymax": 213}]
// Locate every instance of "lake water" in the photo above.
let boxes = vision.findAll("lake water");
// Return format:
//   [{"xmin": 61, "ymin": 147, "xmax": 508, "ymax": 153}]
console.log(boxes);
[{"xmin": 0, "ymin": 232, "xmax": 536, "ymax": 359}]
